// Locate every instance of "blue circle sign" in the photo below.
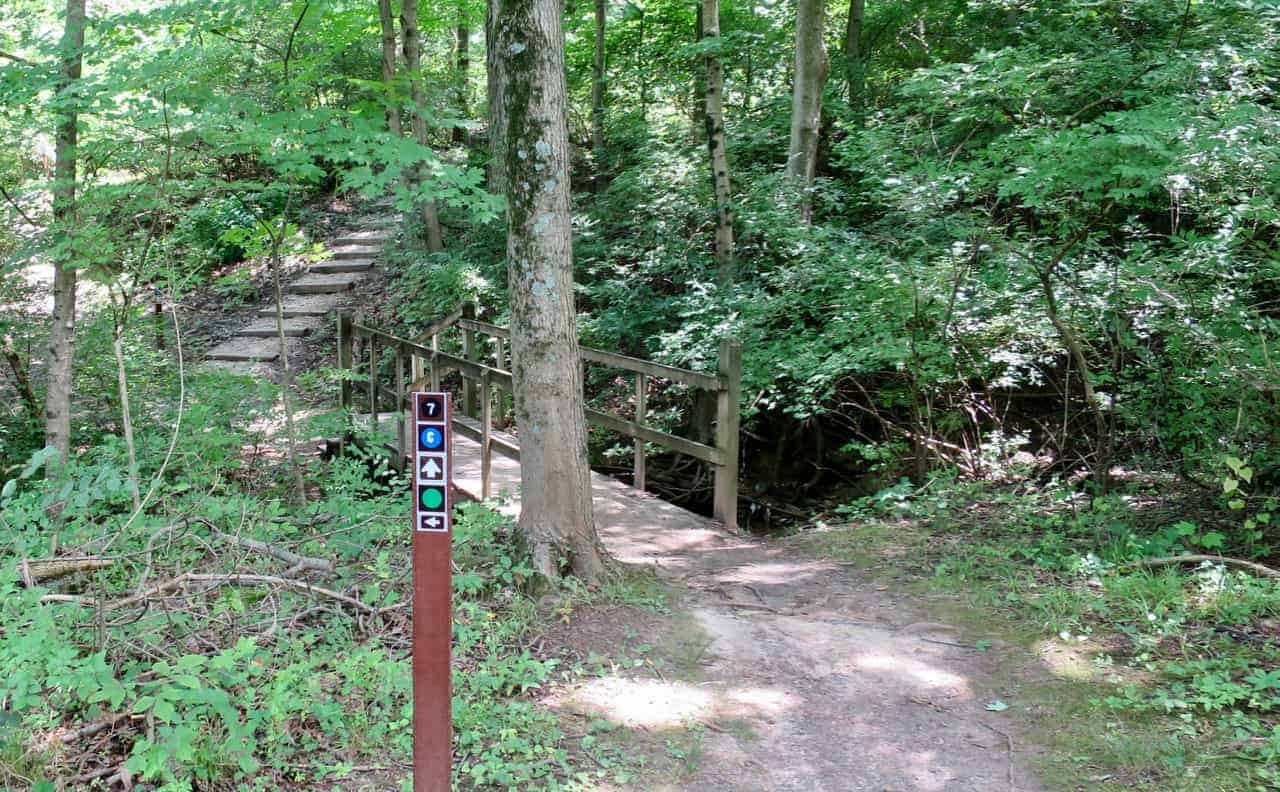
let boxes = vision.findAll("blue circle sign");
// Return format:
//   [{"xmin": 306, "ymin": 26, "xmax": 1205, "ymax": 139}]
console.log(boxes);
[{"xmin": 419, "ymin": 426, "xmax": 444, "ymax": 450}]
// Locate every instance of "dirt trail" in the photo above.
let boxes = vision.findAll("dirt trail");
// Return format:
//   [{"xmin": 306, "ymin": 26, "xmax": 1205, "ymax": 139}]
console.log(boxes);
[
  {"xmin": 630, "ymin": 539, "xmax": 1042, "ymax": 792},
  {"xmin": 455, "ymin": 438, "xmax": 1049, "ymax": 791}
]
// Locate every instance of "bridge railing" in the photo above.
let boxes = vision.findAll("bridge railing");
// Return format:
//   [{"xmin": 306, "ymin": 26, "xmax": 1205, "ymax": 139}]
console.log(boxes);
[{"xmin": 336, "ymin": 307, "xmax": 742, "ymax": 530}]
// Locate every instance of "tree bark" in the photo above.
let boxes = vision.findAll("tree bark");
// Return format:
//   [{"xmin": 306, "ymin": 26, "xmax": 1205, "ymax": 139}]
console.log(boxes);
[
  {"xmin": 377, "ymin": 0, "xmax": 402, "ymax": 138},
  {"xmin": 453, "ymin": 3, "xmax": 470, "ymax": 145},
  {"xmin": 701, "ymin": 0, "xmax": 734, "ymax": 285},
  {"xmin": 486, "ymin": 0, "xmax": 507, "ymax": 195},
  {"xmin": 842, "ymin": 0, "xmax": 865, "ymax": 113},
  {"xmin": 401, "ymin": 0, "xmax": 446, "ymax": 252},
  {"xmin": 787, "ymin": 0, "xmax": 828, "ymax": 222},
  {"xmin": 590, "ymin": 0, "xmax": 606, "ymax": 162},
  {"xmin": 495, "ymin": 0, "xmax": 605, "ymax": 582},
  {"xmin": 45, "ymin": 0, "xmax": 86, "ymax": 471}
]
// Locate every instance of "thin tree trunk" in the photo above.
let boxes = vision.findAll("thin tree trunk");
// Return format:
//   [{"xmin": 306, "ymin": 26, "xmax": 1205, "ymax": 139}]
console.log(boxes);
[
  {"xmin": 269, "ymin": 224, "xmax": 308, "ymax": 505},
  {"xmin": 453, "ymin": 3, "xmax": 470, "ymax": 145},
  {"xmin": 377, "ymin": 0, "xmax": 402, "ymax": 137},
  {"xmin": 843, "ymin": 0, "xmax": 865, "ymax": 114},
  {"xmin": 401, "ymin": 0, "xmax": 445, "ymax": 252},
  {"xmin": 45, "ymin": 0, "xmax": 86, "ymax": 471},
  {"xmin": 2, "ymin": 331, "xmax": 39, "ymax": 422},
  {"xmin": 1038, "ymin": 268, "xmax": 1112, "ymax": 492},
  {"xmin": 110, "ymin": 300, "xmax": 141, "ymax": 511},
  {"xmin": 787, "ymin": 0, "xmax": 828, "ymax": 222},
  {"xmin": 486, "ymin": 0, "xmax": 507, "ymax": 196},
  {"xmin": 701, "ymin": 0, "xmax": 734, "ymax": 284},
  {"xmin": 591, "ymin": 0, "xmax": 606, "ymax": 165},
  {"xmin": 495, "ymin": 0, "xmax": 605, "ymax": 582}
]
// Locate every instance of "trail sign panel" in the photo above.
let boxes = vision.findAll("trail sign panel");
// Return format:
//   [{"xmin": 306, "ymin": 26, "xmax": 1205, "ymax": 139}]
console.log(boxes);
[{"xmin": 411, "ymin": 392, "xmax": 451, "ymax": 792}]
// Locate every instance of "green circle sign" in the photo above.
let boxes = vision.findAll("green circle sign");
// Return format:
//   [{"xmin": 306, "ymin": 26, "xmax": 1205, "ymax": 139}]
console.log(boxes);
[{"xmin": 420, "ymin": 488, "xmax": 444, "ymax": 510}]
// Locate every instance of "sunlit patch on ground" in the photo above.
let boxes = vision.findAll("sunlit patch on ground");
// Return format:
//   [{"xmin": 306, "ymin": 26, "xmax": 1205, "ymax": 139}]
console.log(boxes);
[{"xmin": 545, "ymin": 676, "xmax": 799, "ymax": 731}]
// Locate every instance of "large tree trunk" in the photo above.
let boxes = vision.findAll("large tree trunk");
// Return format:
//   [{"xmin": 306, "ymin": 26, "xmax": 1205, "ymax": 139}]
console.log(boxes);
[
  {"xmin": 45, "ymin": 0, "xmax": 86, "ymax": 470},
  {"xmin": 843, "ymin": 0, "xmax": 865, "ymax": 113},
  {"xmin": 486, "ymin": 0, "xmax": 507, "ymax": 195},
  {"xmin": 495, "ymin": 0, "xmax": 605, "ymax": 582},
  {"xmin": 453, "ymin": 2, "xmax": 470, "ymax": 145},
  {"xmin": 590, "ymin": 0, "xmax": 606, "ymax": 163},
  {"xmin": 400, "ymin": 0, "xmax": 445, "ymax": 252},
  {"xmin": 701, "ymin": 0, "xmax": 734, "ymax": 285},
  {"xmin": 787, "ymin": 0, "xmax": 828, "ymax": 222},
  {"xmin": 377, "ymin": 0, "xmax": 402, "ymax": 137}
]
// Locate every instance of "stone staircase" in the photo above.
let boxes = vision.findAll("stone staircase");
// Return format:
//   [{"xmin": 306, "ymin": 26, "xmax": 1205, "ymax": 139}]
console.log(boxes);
[{"xmin": 205, "ymin": 224, "xmax": 393, "ymax": 366}]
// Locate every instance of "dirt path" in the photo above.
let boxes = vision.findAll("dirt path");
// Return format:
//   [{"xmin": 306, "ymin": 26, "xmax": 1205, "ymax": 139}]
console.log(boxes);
[{"xmin": 454, "ymin": 437, "xmax": 1049, "ymax": 791}]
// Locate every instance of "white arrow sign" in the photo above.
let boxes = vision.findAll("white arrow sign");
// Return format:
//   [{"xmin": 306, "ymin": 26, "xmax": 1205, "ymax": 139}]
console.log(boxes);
[
  {"xmin": 423, "ymin": 515, "xmax": 443, "ymax": 530},
  {"xmin": 422, "ymin": 458, "xmax": 443, "ymax": 480}
]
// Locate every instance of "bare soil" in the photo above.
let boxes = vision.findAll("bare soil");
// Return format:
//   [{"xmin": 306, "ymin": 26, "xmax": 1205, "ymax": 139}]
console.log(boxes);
[{"xmin": 542, "ymin": 522, "xmax": 1053, "ymax": 792}]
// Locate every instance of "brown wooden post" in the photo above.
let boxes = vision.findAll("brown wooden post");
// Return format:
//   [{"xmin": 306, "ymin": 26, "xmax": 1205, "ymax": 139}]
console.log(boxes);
[
  {"xmin": 338, "ymin": 313, "xmax": 353, "ymax": 415},
  {"xmin": 634, "ymin": 373, "xmax": 647, "ymax": 490},
  {"xmin": 481, "ymin": 367, "xmax": 492, "ymax": 500},
  {"xmin": 712, "ymin": 337, "xmax": 741, "ymax": 530}
]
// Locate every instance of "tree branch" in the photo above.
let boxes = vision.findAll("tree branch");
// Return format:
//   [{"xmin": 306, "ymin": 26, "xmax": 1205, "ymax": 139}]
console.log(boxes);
[{"xmin": 1125, "ymin": 555, "xmax": 1280, "ymax": 579}]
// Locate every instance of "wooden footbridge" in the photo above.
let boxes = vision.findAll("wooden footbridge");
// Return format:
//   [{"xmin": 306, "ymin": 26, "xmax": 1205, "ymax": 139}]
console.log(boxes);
[{"xmin": 336, "ymin": 309, "xmax": 743, "ymax": 530}]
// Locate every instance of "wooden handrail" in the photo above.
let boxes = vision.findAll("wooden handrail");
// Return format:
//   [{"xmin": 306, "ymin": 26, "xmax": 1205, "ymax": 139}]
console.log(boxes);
[
  {"xmin": 337, "ymin": 309, "xmax": 743, "ymax": 530},
  {"xmin": 457, "ymin": 317, "xmax": 721, "ymax": 389}
]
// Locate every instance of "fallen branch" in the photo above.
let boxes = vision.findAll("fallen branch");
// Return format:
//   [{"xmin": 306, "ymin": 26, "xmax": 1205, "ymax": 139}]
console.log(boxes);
[
  {"xmin": 207, "ymin": 526, "xmax": 335, "ymax": 576},
  {"xmin": 81, "ymin": 572, "xmax": 385, "ymax": 615},
  {"xmin": 18, "ymin": 557, "xmax": 114, "ymax": 586},
  {"xmin": 1125, "ymin": 554, "xmax": 1280, "ymax": 578},
  {"xmin": 56, "ymin": 713, "xmax": 130, "ymax": 745}
]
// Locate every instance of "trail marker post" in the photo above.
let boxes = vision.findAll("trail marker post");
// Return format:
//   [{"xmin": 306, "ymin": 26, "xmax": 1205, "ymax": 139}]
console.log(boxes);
[{"xmin": 412, "ymin": 392, "xmax": 451, "ymax": 791}]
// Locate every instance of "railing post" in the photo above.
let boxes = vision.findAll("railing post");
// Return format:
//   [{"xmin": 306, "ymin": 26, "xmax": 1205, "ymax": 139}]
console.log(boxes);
[
  {"xmin": 481, "ymin": 368, "xmax": 492, "ymax": 500},
  {"xmin": 429, "ymin": 332, "xmax": 440, "ymax": 391},
  {"xmin": 337, "ymin": 313, "xmax": 353, "ymax": 417},
  {"xmin": 368, "ymin": 336, "xmax": 379, "ymax": 433},
  {"xmin": 495, "ymin": 335, "xmax": 509, "ymax": 428},
  {"xmin": 634, "ymin": 373, "xmax": 647, "ymax": 491},
  {"xmin": 713, "ymin": 337, "xmax": 741, "ymax": 531},
  {"xmin": 394, "ymin": 347, "xmax": 405, "ymax": 462},
  {"xmin": 462, "ymin": 304, "xmax": 477, "ymax": 417}
]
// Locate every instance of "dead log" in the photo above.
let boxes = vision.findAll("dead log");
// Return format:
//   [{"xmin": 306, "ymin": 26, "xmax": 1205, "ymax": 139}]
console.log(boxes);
[{"xmin": 18, "ymin": 557, "xmax": 114, "ymax": 586}]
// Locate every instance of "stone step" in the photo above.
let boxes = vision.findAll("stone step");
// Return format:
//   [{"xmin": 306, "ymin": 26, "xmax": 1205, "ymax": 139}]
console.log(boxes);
[
  {"xmin": 238, "ymin": 318, "xmax": 320, "ymax": 338},
  {"xmin": 207, "ymin": 337, "xmax": 282, "ymax": 362},
  {"xmin": 260, "ymin": 294, "xmax": 344, "ymax": 318},
  {"xmin": 288, "ymin": 273, "xmax": 360, "ymax": 295},
  {"xmin": 332, "ymin": 231, "xmax": 392, "ymax": 246},
  {"xmin": 331, "ymin": 246, "xmax": 380, "ymax": 260},
  {"xmin": 311, "ymin": 258, "xmax": 374, "ymax": 274}
]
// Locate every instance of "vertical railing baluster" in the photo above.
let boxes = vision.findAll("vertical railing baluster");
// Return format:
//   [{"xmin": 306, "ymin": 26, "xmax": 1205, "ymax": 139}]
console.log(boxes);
[
  {"xmin": 394, "ymin": 346, "xmax": 405, "ymax": 462},
  {"xmin": 369, "ymin": 336, "xmax": 379, "ymax": 432},
  {"xmin": 481, "ymin": 368, "xmax": 492, "ymax": 500},
  {"xmin": 634, "ymin": 373, "xmax": 647, "ymax": 491}
]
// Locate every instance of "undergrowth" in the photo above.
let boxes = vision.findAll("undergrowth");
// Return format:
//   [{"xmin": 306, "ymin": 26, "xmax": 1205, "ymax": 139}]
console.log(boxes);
[{"xmin": 0, "ymin": 368, "xmax": 646, "ymax": 791}]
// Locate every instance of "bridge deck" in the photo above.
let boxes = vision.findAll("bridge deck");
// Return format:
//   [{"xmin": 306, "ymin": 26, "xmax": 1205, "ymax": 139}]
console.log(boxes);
[{"xmin": 451, "ymin": 433, "xmax": 747, "ymax": 569}]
